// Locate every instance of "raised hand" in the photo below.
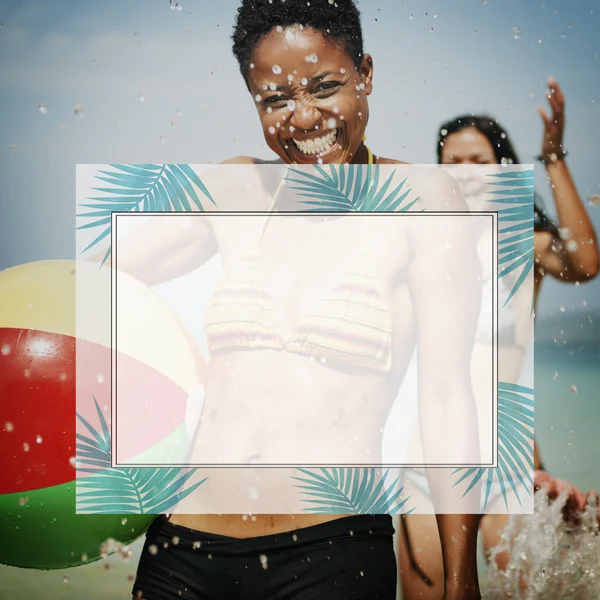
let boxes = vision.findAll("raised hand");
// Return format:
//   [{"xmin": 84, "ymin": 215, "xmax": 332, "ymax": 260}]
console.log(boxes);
[{"xmin": 537, "ymin": 76, "xmax": 566, "ymax": 160}]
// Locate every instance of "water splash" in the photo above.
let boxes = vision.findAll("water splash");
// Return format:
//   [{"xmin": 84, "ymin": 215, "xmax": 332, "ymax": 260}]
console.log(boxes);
[{"xmin": 483, "ymin": 489, "xmax": 600, "ymax": 599}]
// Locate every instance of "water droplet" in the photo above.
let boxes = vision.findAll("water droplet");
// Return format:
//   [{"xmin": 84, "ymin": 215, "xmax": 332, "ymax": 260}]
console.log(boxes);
[
  {"xmin": 560, "ymin": 31, "xmax": 566, "ymax": 39},
  {"xmin": 172, "ymin": 536, "xmax": 180, "ymax": 545},
  {"xmin": 360, "ymin": 570, "xmax": 364, "ymax": 576},
  {"xmin": 559, "ymin": 227, "xmax": 572, "ymax": 240},
  {"xmin": 512, "ymin": 26, "xmax": 521, "ymax": 39},
  {"xmin": 300, "ymin": 77, "xmax": 308, "ymax": 86},
  {"xmin": 587, "ymin": 194, "xmax": 600, "ymax": 206},
  {"xmin": 63, "ymin": 576, "xmax": 69, "ymax": 584},
  {"xmin": 268, "ymin": 126, "xmax": 276, "ymax": 134},
  {"xmin": 148, "ymin": 544, "xmax": 158, "ymax": 555},
  {"xmin": 36, "ymin": 435, "xmax": 43, "ymax": 444},
  {"xmin": 259, "ymin": 554, "xmax": 268, "ymax": 570},
  {"xmin": 570, "ymin": 385, "xmax": 578, "ymax": 395},
  {"xmin": 192, "ymin": 541, "xmax": 201, "ymax": 549},
  {"xmin": 305, "ymin": 53, "xmax": 318, "ymax": 63},
  {"xmin": 38, "ymin": 103, "xmax": 48, "ymax": 115},
  {"xmin": 18, "ymin": 497, "xmax": 29, "ymax": 506},
  {"xmin": 139, "ymin": 94, "xmax": 145, "ymax": 103},
  {"xmin": 327, "ymin": 117, "xmax": 337, "ymax": 129},
  {"xmin": 11, "ymin": 143, "xmax": 17, "ymax": 151},
  {"xmin": 1, "ymin": 345, "xmax": 11, "ymax": 356},
  {"xmin": 567, "ymin": 22, "xmax": 573, "ymax": 28},
  {"xmin": 566, "ymin": 240, "xmax": 579, "ymax": 253},
  {"xmin": 23, "ymin": 443, "xmax": 30, "ymax": 452},
  {"xmin": 5, "ymin": 422, "xmax": 14, "ymax": 432},
  {"xmin": 287, "ymin": 100, "xmax": 296, "ymax": 111},
  {"xmin": 74, "ymin": 105, "xmax": 84, "ymax": 118},
  {"xmin": 170, "ymin": 0, "xmax": 183, "ymax": 10},
  {"xmin": 292, "ymin": 534, "xmax": 298, "ymax": 542},
  {"xmin": 272, "ymin": 64, "xmax": 282, "ymax": 75},
  {"xmin": 96, "ymin": 374, "xmax": 104, "ymax": 384}
]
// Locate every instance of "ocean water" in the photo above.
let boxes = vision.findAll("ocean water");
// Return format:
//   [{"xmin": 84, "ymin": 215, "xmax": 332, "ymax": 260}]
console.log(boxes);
[{"xmin": 1, "ymin": 338, "xmax": 598, "ymax": 599}]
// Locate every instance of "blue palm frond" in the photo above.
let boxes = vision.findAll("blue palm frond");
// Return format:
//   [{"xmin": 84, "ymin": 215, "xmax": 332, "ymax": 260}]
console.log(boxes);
[
  {"xmin": 292, "ymin": 468, "xmax": 413, "ymax": 514},
  {"xmin": 76, "ymin": 397, "xmax": 207, "ymax": 514},
  {"xmin": 487, "ymin": 169, "xmax": 535, "ymax": 305},
  {"xmin": 453, "ymin": 382, "xmax": 534, "ymax": 510},
  {"xmin": 287, "ymin": 164, "xmax": 420, "ymax": 213},
  {"xmin": 77, "ymin": 164, "xmax": 215, "ymax": 264}
]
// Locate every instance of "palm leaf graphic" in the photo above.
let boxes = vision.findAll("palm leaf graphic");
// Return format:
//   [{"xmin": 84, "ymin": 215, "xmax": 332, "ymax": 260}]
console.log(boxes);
[
  {"xmin": 286, "ymin": 164, "xmax": 420, "ymax": 212},
  {"xmin": 76, "ymin": 398, "xmax": 207, "ymax": 514},
  {"xmin": 486, "ymin": 169, "xmax": 535, "ymax": 306},
  {"xmin": 292, "ymin": 468, "xmax": 413, "ymax": 514},
  {"xmin": 453, "ymin": 382, "xmax": 534, "ymax": 510},
  {"xmin": 77, "ymin": 164, "xmax": 215, "ymax": 264},
  {"xmin": 286, "ymin": 164, "xmax": 419, "ymax": 513}
]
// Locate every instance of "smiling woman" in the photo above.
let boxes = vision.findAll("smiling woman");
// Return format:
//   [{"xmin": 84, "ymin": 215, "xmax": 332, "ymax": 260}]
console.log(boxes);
[
  {"xmin": 231, "ymin": 0, "xmax": 374, "ymax": 165},
  {"xmin": 105, "ymin": 1, "xmax": 486, "ymax": 600}
]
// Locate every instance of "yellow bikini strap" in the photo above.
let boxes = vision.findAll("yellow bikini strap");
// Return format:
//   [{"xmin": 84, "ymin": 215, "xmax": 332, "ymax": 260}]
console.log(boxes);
[{"xmin": 366, "ymin": 145, "xmax": 374, "ymax": 165}]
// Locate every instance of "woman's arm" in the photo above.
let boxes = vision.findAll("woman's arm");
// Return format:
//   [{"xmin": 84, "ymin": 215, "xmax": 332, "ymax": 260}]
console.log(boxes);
[
  {"xmin": 86, "ymin": 159, "xmax": 258, "ymax": 285},
  {"xmin": 407, "ymin": 169, "xmax": 482, "ymax": 599},
  {"xmin": 536, "ymin": 78, "xmax": 599, "ymax": 282},
  {"xmin": 95, "ymin": 215, "xmax": 218, "ymax": 287}
]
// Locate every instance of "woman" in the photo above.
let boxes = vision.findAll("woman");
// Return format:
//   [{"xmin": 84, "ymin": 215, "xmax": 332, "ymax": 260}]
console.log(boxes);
[
  {"xmin": 398, "ymin": 79, "xmax": 599, "ymax": 600},
  {"xmin": 113, "ymin": 2, "xmax": 483, "ymax": 599}
]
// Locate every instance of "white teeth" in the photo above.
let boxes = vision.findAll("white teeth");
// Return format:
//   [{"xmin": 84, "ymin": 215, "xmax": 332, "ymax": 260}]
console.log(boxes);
[{"xmin": 292, "ymin": 129, "xmax": 338, "ymax": 155}]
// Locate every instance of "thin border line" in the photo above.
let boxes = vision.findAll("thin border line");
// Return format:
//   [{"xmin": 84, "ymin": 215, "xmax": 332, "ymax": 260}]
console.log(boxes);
[{"xmin": 111, "ymin": 210, "xmax": 500, "ymax": 469}]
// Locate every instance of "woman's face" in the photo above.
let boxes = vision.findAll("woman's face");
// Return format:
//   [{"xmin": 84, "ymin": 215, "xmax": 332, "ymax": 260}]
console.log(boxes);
[
  {"xmin": 247, "ymin": 26, "xmax": 373, "ymax": 165},
  {"xmin": 440, "ymin": 127, "xmax": 499, "ymax": 210},
  {"xmin": 440, "ymin": 127, "xmax": 497, "ymax": 166}
]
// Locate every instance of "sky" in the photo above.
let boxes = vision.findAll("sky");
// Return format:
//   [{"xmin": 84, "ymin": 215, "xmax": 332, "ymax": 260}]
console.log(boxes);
[{"xmin": 1, "ymin": 0, "xmax": 599, "ymax": 319}]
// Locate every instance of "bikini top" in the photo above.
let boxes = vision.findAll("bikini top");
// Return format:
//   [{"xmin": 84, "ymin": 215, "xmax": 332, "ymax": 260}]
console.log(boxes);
[{"xmin": 204, "ymin": 220, "xmax": 393, "ymax": 374}]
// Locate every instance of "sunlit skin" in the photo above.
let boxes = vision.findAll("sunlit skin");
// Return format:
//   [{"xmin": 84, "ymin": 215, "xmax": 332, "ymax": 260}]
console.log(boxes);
[
  {"xmin": 399, "ymin": 79, "xmax": 599, "ymax": 600},
  {"xmin": 247, "ymin": 26, "xmax": 376, "ymax": 165}
]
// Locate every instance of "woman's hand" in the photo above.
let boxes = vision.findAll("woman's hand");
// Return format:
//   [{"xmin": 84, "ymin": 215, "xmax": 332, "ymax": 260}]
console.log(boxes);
[
  {"xmin": 537, "ymin": 76, "xmax": 566, "ymax": 160},
  {"xmin": 534, "ymin": 469, "xmax": 600, "ymax": 525}
]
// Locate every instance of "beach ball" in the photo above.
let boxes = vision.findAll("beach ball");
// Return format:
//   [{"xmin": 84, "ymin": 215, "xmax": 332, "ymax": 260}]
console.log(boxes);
[{"xmin": 0, "ymin": 260, "xmax": 206, "ymax": 569}]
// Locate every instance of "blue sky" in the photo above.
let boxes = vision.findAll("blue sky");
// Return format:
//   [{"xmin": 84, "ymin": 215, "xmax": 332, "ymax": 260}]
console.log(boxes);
[{"xmin": 1, "ymin": 0, "xmax": 599, "ymax": 319}]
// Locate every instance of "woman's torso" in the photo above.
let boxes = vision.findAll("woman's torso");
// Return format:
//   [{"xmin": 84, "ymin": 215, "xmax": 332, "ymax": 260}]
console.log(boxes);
[{"xmin": 171, "ymin": 162, "xmax": 420, "ymax": 535}]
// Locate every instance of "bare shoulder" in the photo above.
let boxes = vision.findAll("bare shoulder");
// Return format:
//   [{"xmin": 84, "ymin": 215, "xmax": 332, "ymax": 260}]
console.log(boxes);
[
  {"xmin": 403, "ymin": 165, "xmax": 466, "ymax": 212},
  {"xmin": 219, "ymin": 156, "xmax": 258, "ymax": 165},
  {"xmin": 220, "ymin": 156, "xmax": 284, "ymax": 165},
  {"xmin": 371, "ymin": 159, "xmax": 465, "ymax": 212}
]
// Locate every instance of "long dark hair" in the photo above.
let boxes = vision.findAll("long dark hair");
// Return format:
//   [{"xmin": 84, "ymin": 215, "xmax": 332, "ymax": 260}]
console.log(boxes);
[{"xmin": 437, "ymin": 115, "xmax": 559, "ymax": 235}]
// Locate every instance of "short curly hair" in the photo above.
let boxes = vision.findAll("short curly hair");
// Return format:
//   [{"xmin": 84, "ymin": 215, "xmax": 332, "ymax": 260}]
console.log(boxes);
[{"xmin": 232, "ymin": 0, "xmax": 364, "ymax": 86}]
